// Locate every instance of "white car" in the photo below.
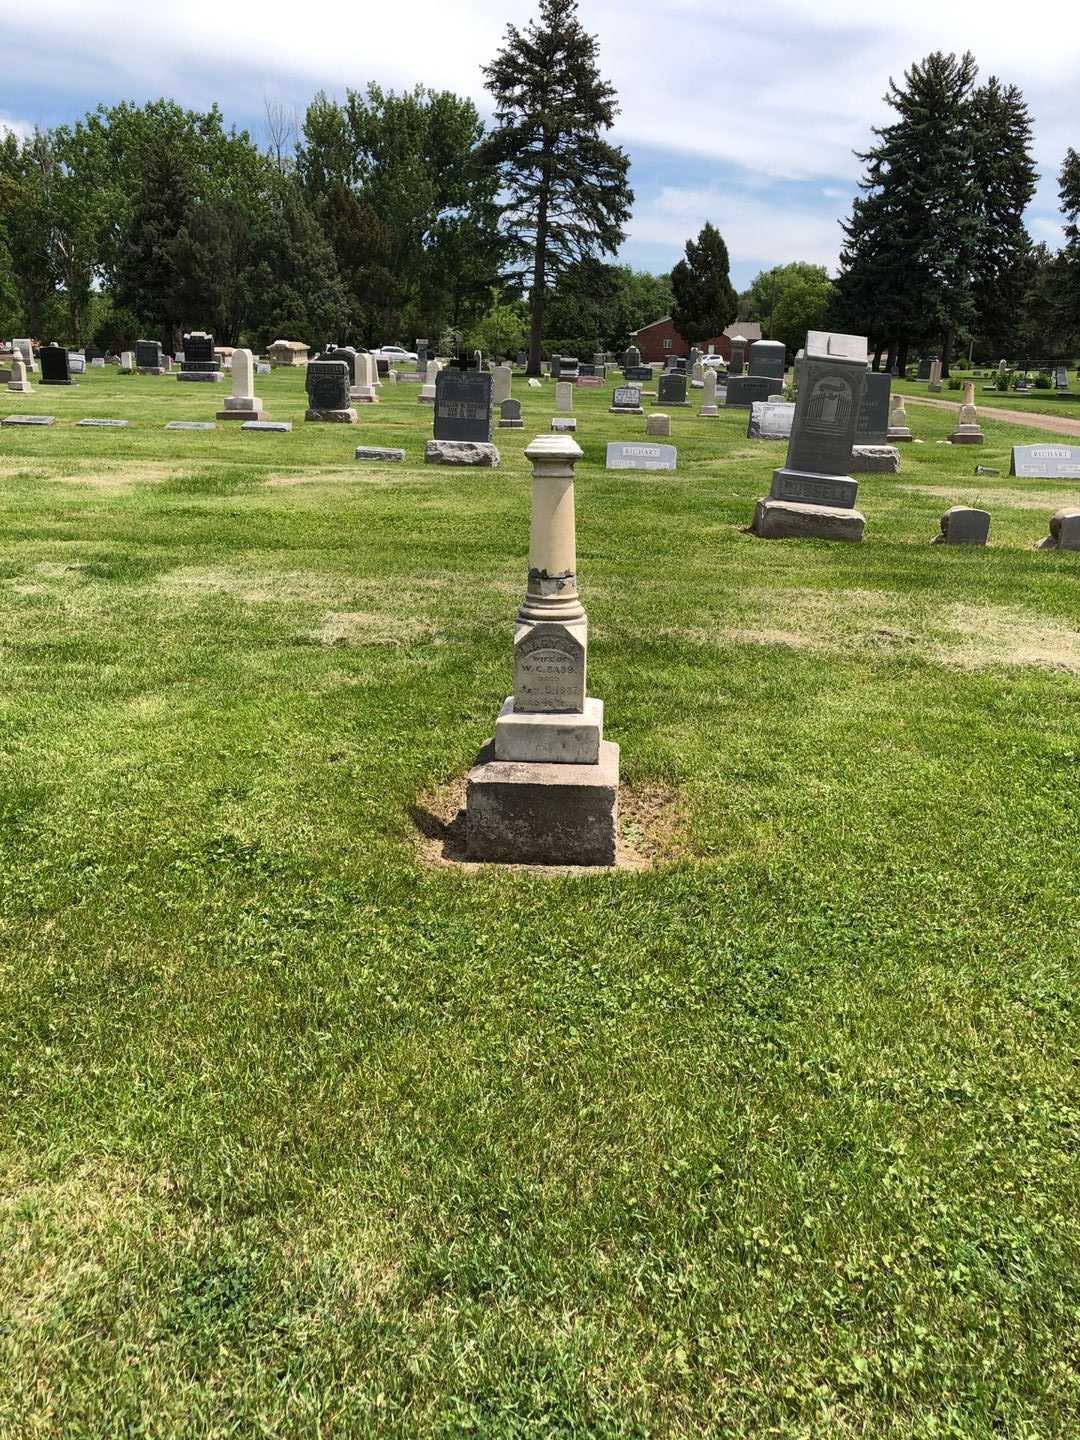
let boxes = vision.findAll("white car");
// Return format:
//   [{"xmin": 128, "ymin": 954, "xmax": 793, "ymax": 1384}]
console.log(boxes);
[{"xmin": 372, "ymin": 345, "xmax": 418, "ymax": 363}]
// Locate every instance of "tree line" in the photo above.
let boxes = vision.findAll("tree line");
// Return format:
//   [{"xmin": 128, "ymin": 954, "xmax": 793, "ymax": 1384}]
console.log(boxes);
[{"xmin": 0, "ymin": 12, "xmax": 1076, "ymax": 375}]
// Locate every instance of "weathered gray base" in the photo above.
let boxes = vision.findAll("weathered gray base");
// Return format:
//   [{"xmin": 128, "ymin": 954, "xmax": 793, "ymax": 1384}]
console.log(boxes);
[
  {"xmin": 494, "ymin": 696, "xmax": 603, "ymax": 765},
  {"xmin": 770, "ymin": 467, "xmax": 859, "ymax": 508},
  {"xmin": 887, "ymin": 427, "xmax": 913, "ymax": 442},
  {"xmin": 217, "ymin": 408, "xmax": 268, "ymax": 421},
  {"xmin": 948, "ymin": 429, "xmax": 984, "ymax": 445},
  {"xmin": 699, "ymin": 405, "xmax": 719, "ymax": 417},
  {"xmin": 40, "ymin": 379, "xmax": 73, "ymax": 386},
  {"xmin": 355, "ymin": 446, "xmax": 406, "ymax": 461},
  {"xmin": 499, "ymin": 419, "xmax": 524, "ymax": 428},
  {"xmin": 6, "ymin": 383, "xmax": 33, "ymax": 394},
  {"xmin": 425, "ymin": 440, "xmax": 500, "ymax": 467},
  {"xmin": 137, "ymin": 367, "xmax": 166, "ymax": 376},
  {"xmin": 928, "ymin": 382, "xmax": 942, "ymax": 393},
  {"xmin": 466, "ymin": 739, "xmax": 619, "ymax": 865},
  {"xmin": 851, "ymin": 445, "xmax": 901, "ymax": 473},
  {"xmin": 177, "ymin": 372, "xmax": 224, "ymax": 382},
  {"xmin": 609, "ymin": 407, "xmax": 644, "ymax": 416},
  {"xmin": 305, "ymin": 407, "xmax": 357, "ymax": 423},
  {"xmin": 752, "ymin": 498, "xmax": 865, "ymax": 542}
]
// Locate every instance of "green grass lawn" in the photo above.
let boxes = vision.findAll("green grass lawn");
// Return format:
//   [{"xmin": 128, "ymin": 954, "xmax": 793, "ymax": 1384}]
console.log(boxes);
[
  {"xmin": 893, "ymin": 374, "xmax": 1080, "ymax": 418},
  {"xmin": 2, "ymin": 366, "xmax": 1079, "ymax": 1438}
]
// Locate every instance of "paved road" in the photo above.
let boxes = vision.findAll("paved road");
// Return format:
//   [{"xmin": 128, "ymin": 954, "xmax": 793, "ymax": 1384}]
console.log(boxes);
[{"xmin": 907, "ymin": 394, "xmax": 1080, "ymax": 438}]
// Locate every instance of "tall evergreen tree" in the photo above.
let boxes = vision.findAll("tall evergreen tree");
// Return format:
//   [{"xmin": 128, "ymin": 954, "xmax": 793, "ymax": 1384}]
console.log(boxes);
[
  {"xmin": 111, "ymin": 136, "xmax": 195, "ymax": 348},
  {"xmin": 1060, "ymin": 148, "xmax": 1080, "ymax": 334},
  {"xmin": 969, "ymin": 78, "xmax": 1038, "ymax": 353},
  {"xmin": 670, "ymin": 222, "xmax": 737, "ymax": 347},
  {"xmin": 834, "ymin": 51, "xmax": 980, "ymax": 374},
  {"xmin": 481, "ymin": 0, "xmax": 633, "ymax": 374}
]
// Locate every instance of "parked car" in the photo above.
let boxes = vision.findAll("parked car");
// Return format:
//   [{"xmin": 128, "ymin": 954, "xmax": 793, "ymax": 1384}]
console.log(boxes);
[
  {"xmin": 700, "ymin": 354, "xmax": 728, "ymax": 370},
  {"xmin": 372, "ymin": 344, "xmax": 418, "ymax": 363}
]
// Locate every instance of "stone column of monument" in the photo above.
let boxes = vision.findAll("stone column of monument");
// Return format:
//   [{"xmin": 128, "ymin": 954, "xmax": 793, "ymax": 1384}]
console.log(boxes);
[
  {"xmin": 7, "ymin": 355, "xmax": 32, "ymax": 393},
  {"xmin": 418, "ymin": 359, "xmax": 438, "ymax": 404},
  {"xmin": 13, "ymin": 339, "xmax": 35, "ymax": 373},
  {"xmin": 887, "ymin": 392, "xmax": 913, "ymax": 441},
  {"xmin": 465, "ymin": 434, "xmax": 618, "ymax": 865},
  {"xmin": 751, "ymin": 330, "xmax": 868, "ymax": 542},
  {"xmin": 699, "ymin": 367, "xmax": 719, "ymax": 417},
  {"xmin": 217, "ymin": 348, "xmax": 267, "ymax": 421},
  {"xmin": 493, "ymin": 364, "xmax": 512, "ymax": 408},
  {"xmin": 351, "ymin": 353, "xmax": 378, "ymax": 404},
  {"xmin": 928, "ymin": 358, "xmax": 943, "ymax": 393},
  {"xmin": 948, "ymin": 381, "xmax": 984, "ymax": 444}
]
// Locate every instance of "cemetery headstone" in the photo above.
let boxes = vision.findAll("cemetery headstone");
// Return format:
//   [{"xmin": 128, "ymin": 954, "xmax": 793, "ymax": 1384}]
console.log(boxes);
[
  {"xmin": 854, "ymin": 370, "xmax": 891, "ymax": 444},
  {"xmin": 555, "ymin": 381, "xmax": 574, "ymax": 412},
  {"xmin": 646, "ymin": 413, "xmax": 671, "ymax": 437},
  {"xmin": 77, "ymin": 418, "xmax": 129, "ymax": 427},
  {"xmin": 120, "ymin": 350, "xmax": 135, "ymax": 371},
  {"xmin": 932, "ymin": 506, "xmax": 990, "ymax": 546},
  {"xmin": 178, "ymin": 331, "xmax": 223, "ymax": 382},
  {"xmin": 242, "ymin": 421, "xmax": 292, "ymax": 432},
  {"xmin": 351, "ymin": 351, "xmax": 378, "ymax": 403},
  {"xmin": 748, "ymin": 339, "xmax": 786, "ymax": 384},
  {"xmin": 729, "ymin": 335, "xmax": 748, "ymax": 377},
  {"xmin": 2, "ymin": 412, "xmax": 52, "ymax": 424},
  {"xmin": 887, "ymin": 393, "xmax": 913, "ymax": 441},
  {"xmin": 609, "ymin": 384, "xmax": 643, "ymax": 415},
  {"xmin": 725, "ymin": 374, "xmax": 775, "ymax": 408},
  {"xmin": 928, "ymin": 358, "xmax": 943, "ymax": 393},
  {"xmin": 416, "ymin": 339, "xmax": 429, "ymax": 365},
  {"xmin": 427, "ymin": 365, "xmax": 498, "ymax": 465},
  {"xmin": 7, "ymin": 356, "xmax": 33, "ymax": 393},
  {"xmin": 1036, "ymin": 508, "xmax": 1080, "ymax": 550},
  {"xmin": 948, "ymin": 381, "xmax": 983, "ymax": 444},
  {"xmin": 135, "ymin": 340, "xmax": 164, "ymax": 372},
  {"xmin": 304, "ymin": 359, "xmax": 356, "ymax": 422},
  {"xmin": 1009, "ymin": 444, "xmax": 1080, "ymax": 478},
  {"xmin": 217, "ymin": 347, "xmax": 267, "ymax": 421},
  {"xmin": 493, "ymin": 364, "xmax": 512, "ymax": 407},
  {"xmin": 68, "ymin": 354, "xmax": 86, "ymax": 374},
  {"xmin": 355, "ymin": 446, "xmax": 406, "ymax": 461},
  {"xmin": 605, "ymin": 441, "xmax": 677, "ymax": 472},
  {"xmin": 39, "ymin": 344, "xmax": 73, "ymax": 386},
  {"xmin": 747, "ymin": 401, "xmax": 795, "ymax": 440},
  {"xmin": 551, "ymin": 417, "xmax": 577, "ymax": 433},
  {"xmin": 657, "ymin": 373, "xmax": 688, "ymax": 407},
  {"xmin": 499, "ymin": 398, "xmax": 523, "ymax": 429},
  {"xmin": 267, "ymin": 339, "xmax": 309, "ymax": 367},
  {"xmin": 466, "ymin": 434, "xmax": 617, "ymax": 864},
  {"xmin": 1053, "ymin": 365, "xmax": 1070, "ymax": 391},
  {"xmin": 13, "ymin": 339, "xmax": 35, "ymax": 373},
  {"xmin": 752, "ymin": 330, "xmax": 868, "ymax": 542},
  {"xmin": 625, "ymin": 365, "xmax": 652, "ymax": 382},
  {"xmin": 699, "ymin": 368, "xmax": 719, "ymax": 417},
  {"xmin": 164, "ymin": 421, "xmax": 216, "ymax": 430}
]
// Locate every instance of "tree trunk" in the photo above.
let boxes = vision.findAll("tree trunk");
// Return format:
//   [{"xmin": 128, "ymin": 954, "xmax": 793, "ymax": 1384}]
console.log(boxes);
[
  {"xmin": 528, "ymin": 204, "xmax": 549, "ymax": 376},
  {"xmin": 941, "ymin": 326, "xmax": 953, "ymax": 379},
  {"xmin": 897, "ymin": 339, "xmax": 909, "ymax": 376},
  {"xmin": 69, "ymin": 293, "xmax": 82, "ymax": 347},
  {"xmin": 885, "ymin": 341, "xmax": 898, "ymax": 374},
  {"xmin": 872, "ymin": 345, "xmax": 883, "ymax": 371}
]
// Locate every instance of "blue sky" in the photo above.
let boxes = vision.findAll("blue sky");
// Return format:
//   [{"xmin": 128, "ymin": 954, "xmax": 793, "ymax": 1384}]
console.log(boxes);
[{"xmin": 0, "ymin": 0, "xmax": 1074, "ymax": 289}]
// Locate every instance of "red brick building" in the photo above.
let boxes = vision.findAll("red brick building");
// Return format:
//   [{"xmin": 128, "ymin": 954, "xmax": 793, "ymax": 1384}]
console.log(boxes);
[{"xmin": 628, "ymin": 318, "xmax": 762, "ymax": 364}]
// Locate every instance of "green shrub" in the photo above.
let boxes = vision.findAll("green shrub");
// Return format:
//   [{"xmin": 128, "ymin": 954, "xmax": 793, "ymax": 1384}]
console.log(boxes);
[
  {"xmin": 1034, "ymin": 372, "xmax": 1052, "ymax": 389},
  {"xmin": 947, "ymin": 376, "xmax": 962, "ymax": 391}
]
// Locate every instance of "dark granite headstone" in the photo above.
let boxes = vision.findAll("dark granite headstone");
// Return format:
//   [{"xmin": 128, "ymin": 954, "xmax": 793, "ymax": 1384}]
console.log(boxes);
[
  {"xmin": 624, "ymin": 365, "xmax": 652, "ymax": 382},
  {"xmin": 181, "ymin": 332, "xmax": 220, "ymax": 374},
  {"xmin": 434, "ymin": 367, "xmax": 493, "ymax": 442},
  {"xmin": 135, "ymin": 339, "xmax": 163, "ymax": 369},
  {"xmin": 39, "ymin": 344, "xmax": 72, "ymax": 385},
  {"xmin": 306, "ymin": 360, "xmax": 351, "ymax": 411},
  {"xmin": 416, "ymin": 338, "xmax": 429, "ymax": 365},
  {"xmin": 376, "ymin": 357, "xmax": 390, "ymax": 377},
  {"xmin": 748, "ymin": 339, "xmax": 786, "ymax": 382},
  {"xmin": 657, "ymin": 374, "xmax": 688, "ymax": 406},
  {"xmin": 772, "ymin": 331, "xmax": 867, "ymax": 503},
  {"xmin": 560, "ymin": 356, "xmax": 580, "ymax": 379},
  {"xmin": 855, "ymin": 370, "xmax": 892, "ymax": 445},
  {"xmin": 726, "ymin": 375, "xmax": 777, "ymax": 408}
]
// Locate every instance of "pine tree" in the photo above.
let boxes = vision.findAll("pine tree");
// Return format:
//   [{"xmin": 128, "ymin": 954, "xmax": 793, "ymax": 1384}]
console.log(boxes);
[
  {"xmin": 670, "ymin": 223, "xmax": 737, "ymax": 348},
  {"xmin": 1060, "ymin": 148, "xmax": 1080, "ymax": 333},
  {"xmin": 481, "ymin": 0, "xmax": 633, "ymax": 373},
  {"xmin": 111, "ymin": 136, "xmax": 195, "ymax": 348},
  {"xmin": 969, "ymin": 78, "xmax": 1037, "ymax": 354},
  {"xmin": 833, "ymin": 51, "xmax": 980, "ymax": 374}
]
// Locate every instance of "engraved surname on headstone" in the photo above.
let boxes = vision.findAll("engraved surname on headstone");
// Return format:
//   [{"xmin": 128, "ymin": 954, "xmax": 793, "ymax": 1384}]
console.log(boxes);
[
  {"xmin": 434, "ymin": 368, "xmax": 493, "ymax": 442},
  {"xmin": 1009, "ymin": 444, "xmax": 1080, "ymax": 479},
  {"xmin": 605, "ymin": 441, "xmax": 677, "ymax": 472},
  {"xmin": 306, "ymin": 359, "xmax": 351, "ymax": 411},
  {"xmin": 612, "ymin": 385, "xmax": 641, "ymax": 409},
  {"xmin": 513, "ymin": 625, "xmax": 585, "ymax": 713}
]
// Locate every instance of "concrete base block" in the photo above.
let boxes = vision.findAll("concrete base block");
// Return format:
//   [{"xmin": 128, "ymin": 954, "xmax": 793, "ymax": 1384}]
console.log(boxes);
[
  {"xmin": 699, "ymin": 405, "xmax": 719, "ymax": 417},
  {"xmin": 355, "ymin": 446, "xmax": 406, "ymax": 461},
  {"xmin": 551, "ymin": 417, "xmax": 577, "ymax": 432},
  {"xmin": 137, "ymin": 367, "xmax": 166, "ymax": 376},
  {"xmin": 948, "ymin": 428, "xmax": 984, "ymax": 445},
  {"xmin": 499, "ymin": 419, "xmax": 524, "ymax": 428},
  {"xmin": 752, "ymin": 498, "xmax": 865, "ymax": 542},
  {"xmin": 425, "ymin": 440, "xmax": 500, "ymax": 467},
  {"xmin": 887, "ymin": 427, "xmax": 913, "ymax": 442},
  {"xmin": 609, "ymin": 407, "xmax": 644, "ymax": 416},
  {"xmin": 217, "ymin": 408, "xmax": 268, "ymax": 421},
  {"xmin": 350, "ymin": 388, "xmax": 378, "ymax": 403},
  {"xmin": 177, "ymin": 372, "xmax": 224, "ymax": 382},
  {"xmin": 40, "ymin": 379, "xmax": 73, "ymax": 387},
  {"xmin": 494, "ymin": 696, "xmax": 603, "ymax": 765},
  {"xmin": 305, "ymin": 407, "xmax": 357, "ymax": 423},
  {"xmin": 466, "ymin": 739, "xmax": 619, "ymax": 865},
  {"xmin": 7, "ymin": 382, "xmax": 32, "ymax": 393},
  {"xmin": 932, "ymin": 505, "xmax": 990, "ymax": 545},
  {"xmin": 851, "ymin": 444, "xmax": 901, "ymax": 473}
]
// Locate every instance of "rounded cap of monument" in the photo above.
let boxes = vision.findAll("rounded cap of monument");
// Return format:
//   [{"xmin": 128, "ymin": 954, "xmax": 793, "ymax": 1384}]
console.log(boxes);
[{"xmin": 525, "ymin": 435, "xmax": 584, "ymax": 465}]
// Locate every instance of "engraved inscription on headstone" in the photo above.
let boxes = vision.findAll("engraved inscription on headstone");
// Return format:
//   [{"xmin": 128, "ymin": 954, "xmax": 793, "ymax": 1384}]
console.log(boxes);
[
  {"xmin": 306, "ymin": 359, "xmax": 351, "ymax": 411},
  {"xmin": 1009, "ymin": 444, "xmax": 1080, "ymax": 479},
  {"xmin": 513, "ymin": 624, "xmax": 585, "ymax": 714},
  {"xmin": 434, "ymin": 368, "xmax": 493, "ymax": 442},
  {"xmin": 747, "ymin": 401, "xmax": 795, "ymax": 440},
  {"xmin": 605, "ymin": 441, "xmax": 677, "ymax": 472},
  {"xmin": 855, "ymin": 370, "xmax": 892, "ymax": 445},
  {"xmin": 612, "ymin": 385, "xmax": 641, "ymax": 410}
]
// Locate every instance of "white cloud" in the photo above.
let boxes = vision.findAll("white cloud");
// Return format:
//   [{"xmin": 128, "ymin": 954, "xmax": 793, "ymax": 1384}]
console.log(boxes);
[
  {"xmin": 629, "ymin": 186, "xmax": 844, "ymax": 270},
  {"xmin": 0, "ymin": 113, "xmax": 35, "ymax": 142}
]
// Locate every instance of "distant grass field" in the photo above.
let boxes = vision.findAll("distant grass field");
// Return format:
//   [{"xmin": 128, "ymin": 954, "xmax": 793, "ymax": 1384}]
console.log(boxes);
[
  {"xmin": 1, "ymin": 365, "xmax": 1079, "ymax": 1438},
  {"xmin": 893, "ymin": 373, "xmax": 1080, "ymax": 418}
]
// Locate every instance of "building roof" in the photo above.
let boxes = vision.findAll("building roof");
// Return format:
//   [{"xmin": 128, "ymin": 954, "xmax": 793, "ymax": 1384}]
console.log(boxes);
[{"xmin": 629, "ymin": 317, "xmax": 763, "ymax": 342}]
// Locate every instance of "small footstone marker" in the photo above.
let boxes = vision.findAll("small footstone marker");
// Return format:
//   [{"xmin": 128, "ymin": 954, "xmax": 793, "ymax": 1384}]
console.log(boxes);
[
  {"xmin": 2, "ymin": 414, "xmax": 54, "ymax": 425},
  {"xmin": 355, "ymin": 446, "xmax": 406, "ymax": 461},
  {"xmin": 1036, "ymin": 508, "xmax": 1080, "ymax": 551},
  {"xmin": 932, "ymin": 505, "xmax": 990, "ymax": 546},
  {"xmin": 242, "ymin": 421, "xmax": 291, "ymax": 431},
  {"xmin": 165, "ymin": 421, "xmax": 216, "ymax": 430},
  {"xmin": 551, "ymin": 416, "xmax": 577, "ymax": 432},
  {"xmin": 77, "ymin": 418, "xmax": 130, "ymax": 427}
]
